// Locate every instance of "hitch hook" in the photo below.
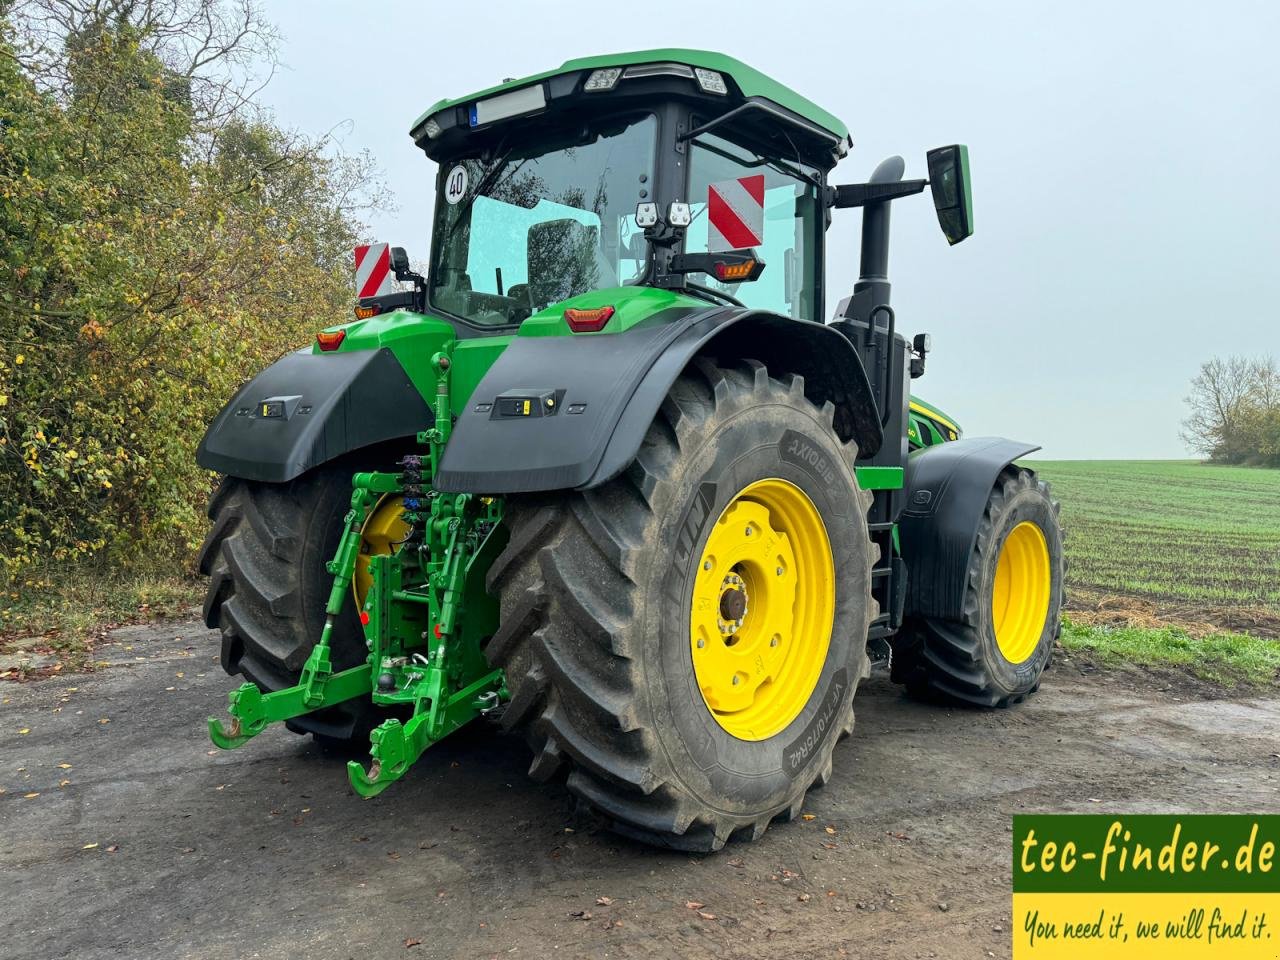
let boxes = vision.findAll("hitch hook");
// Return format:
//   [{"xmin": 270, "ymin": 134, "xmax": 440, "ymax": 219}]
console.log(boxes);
[
  {"xmin": 347, "ymin": 717, "xmax": 416, "ymax": 798},
  {"xmin": 206, "ymin": 682, "xmax": 267, "ymax": 749}
]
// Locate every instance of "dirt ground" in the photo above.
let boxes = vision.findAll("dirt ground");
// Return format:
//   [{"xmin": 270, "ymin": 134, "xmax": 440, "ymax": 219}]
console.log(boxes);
[{"xmin": 2, "ymin": 622, "xmax": 1278, "ymax": 960}]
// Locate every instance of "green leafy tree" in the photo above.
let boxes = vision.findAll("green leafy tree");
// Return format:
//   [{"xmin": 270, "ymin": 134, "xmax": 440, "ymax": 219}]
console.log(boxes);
[{"xmin": 0, "ymin": 3, "xmax": 387, "ymax": 583}]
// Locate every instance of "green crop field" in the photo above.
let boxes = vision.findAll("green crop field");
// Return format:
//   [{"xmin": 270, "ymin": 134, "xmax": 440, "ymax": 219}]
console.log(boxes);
[
  {"xmin": 1029, "ymin": 460, "xmax": 1280, "ymax": 613},
  {"xmin": 1026, "ymin": 460, "xmax": 1280, "ymax": 686}
]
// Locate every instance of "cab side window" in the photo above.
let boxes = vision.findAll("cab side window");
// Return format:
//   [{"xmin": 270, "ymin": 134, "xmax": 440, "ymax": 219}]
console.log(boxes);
[{"xmin": 686, "ymin": 130, "xmax": 822, "ymax": 320}]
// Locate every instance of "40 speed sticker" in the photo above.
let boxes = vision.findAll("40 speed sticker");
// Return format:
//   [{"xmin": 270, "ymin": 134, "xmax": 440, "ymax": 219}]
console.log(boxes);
[
  {"xmin": 443, "ymin": 164, "xmax": 468, "ymax": 205},
  {"xmin": 1013, "ymin": 815, "xmax": 1278, "ymax": 958}
]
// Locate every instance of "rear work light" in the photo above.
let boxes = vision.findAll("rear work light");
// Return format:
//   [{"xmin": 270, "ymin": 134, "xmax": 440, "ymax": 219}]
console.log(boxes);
[
  {"xmin": 563, "ymin": 305, "xmax": 615, "ymax": 333},
  {"xmin": 316, "ymin": 330, "xmax": 346, "ymax": 351},
  {"xmin": 584, "ymin": 67, "xmax": 622, "ymax": 92},
  {"xmin": 694, "ymin": 68, "xmax": 728, "ymax": 95}
]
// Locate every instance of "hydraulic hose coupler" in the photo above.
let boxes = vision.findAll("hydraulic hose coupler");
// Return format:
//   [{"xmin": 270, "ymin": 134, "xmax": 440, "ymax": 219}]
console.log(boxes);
[{"xmin": 399, "ymin": 454, "xmax": 424, "ymax": 486}]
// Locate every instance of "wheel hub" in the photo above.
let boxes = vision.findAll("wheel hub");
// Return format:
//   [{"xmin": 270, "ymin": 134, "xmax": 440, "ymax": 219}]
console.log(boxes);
[
  {"xmin": 690, "ymin": 478, "xmax": 835, "ymax": 741},
  {"xmin": 717, "ymin": 573, "xmax": 748, "ymax": 635}
]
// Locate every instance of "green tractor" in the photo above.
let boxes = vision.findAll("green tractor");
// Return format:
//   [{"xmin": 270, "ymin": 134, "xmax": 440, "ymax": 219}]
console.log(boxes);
[{"xmin": 199, "ymin": 49, "xmax": 1064, "ymax": 851}]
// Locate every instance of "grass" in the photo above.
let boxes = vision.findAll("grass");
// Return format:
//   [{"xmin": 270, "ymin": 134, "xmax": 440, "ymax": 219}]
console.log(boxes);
[
  {"xmin": 0, "ymin": 569, "xmax": 201, "ymax": 669},
  {"xmin": 1060, "ymin": 618, "xmax": 1280, "ymax": 688},
  {"xmin": 1029, "ymin": 460, "xmax": 1280, "ymax": 611},
  {"xmin": 1032, "ymin": 460, "xmax": 1280, "ymax": 688}
]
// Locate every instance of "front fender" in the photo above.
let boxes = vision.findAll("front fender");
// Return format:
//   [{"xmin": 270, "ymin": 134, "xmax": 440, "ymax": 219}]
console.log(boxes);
[
  {"xmin": 897, "ymin": 436, "xmax": 1041, "ymax": 622},
  {"xmin": 434, "ymin": 307, "xmax": 881, "ymax": 494},
  {"xmin": 197, "ymin": 347, "xmax": 432, "ymax": 483}
]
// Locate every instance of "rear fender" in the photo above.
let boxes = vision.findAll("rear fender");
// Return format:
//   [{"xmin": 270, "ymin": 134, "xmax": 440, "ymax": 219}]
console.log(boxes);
[
  {"xmin": 197, "ymin": 348, "xmax": 432, "ymax": 483},
  {"xmin": 434, "ymin": 308, "xmax": 882, "ymax": 494},
  {"xmin": 897, "ymin": 437, "xmax": 1041, "ymax": 622}
]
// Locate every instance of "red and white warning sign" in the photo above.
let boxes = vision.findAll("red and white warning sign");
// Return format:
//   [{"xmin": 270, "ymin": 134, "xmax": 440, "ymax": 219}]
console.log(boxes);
[
  {"xmin": 707, "ymin": 174, "xmax": 765, "ymax": 252},
  {"xmin": 354, "ymin": 243, "xmax": 395, "ymax": 299}
]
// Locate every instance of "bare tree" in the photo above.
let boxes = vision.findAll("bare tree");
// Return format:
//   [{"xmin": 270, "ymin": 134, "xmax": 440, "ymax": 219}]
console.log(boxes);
[
  {"xmin": 1249, "ymin": 355, "xmax": 1279, "ymax": 411},
  {"xmin": 5, "ymin": 0, "xmax": 387, "ymax": 216},
  {"xmin": 1181, "ymin": 355, "xmax": 1255, "ymax": 458},
  {"xmin": 6, "ymin": 0, "xmax": 279, "ymax": 132}
]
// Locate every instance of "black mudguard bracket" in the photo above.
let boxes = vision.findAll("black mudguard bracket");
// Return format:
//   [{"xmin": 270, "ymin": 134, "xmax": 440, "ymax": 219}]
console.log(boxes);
[{"xmin": 897, "ymin": 436, "xmax": 1041, "ymax": 622}]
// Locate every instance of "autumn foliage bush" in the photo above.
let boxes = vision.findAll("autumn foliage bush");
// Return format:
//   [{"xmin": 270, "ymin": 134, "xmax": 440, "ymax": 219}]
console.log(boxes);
[{"xmin": 0, "ymin": 9, "xmax": 379, "ymax": 586}]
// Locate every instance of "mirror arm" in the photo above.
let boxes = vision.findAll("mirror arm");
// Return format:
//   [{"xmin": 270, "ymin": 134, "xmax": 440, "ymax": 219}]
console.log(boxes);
[{"xmin": 826, "ymin": 179, "xmax": 927, "ymax": 209}]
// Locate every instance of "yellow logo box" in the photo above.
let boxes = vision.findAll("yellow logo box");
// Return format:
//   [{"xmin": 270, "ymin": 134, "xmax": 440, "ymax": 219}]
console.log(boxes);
[{"xmin": 1012, "ymin": 815, "xmax": 1277, "ymax": 959}]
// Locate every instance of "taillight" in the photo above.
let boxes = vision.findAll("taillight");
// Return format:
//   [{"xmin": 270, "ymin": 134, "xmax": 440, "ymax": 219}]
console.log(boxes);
[
  {"xmin": 353, "ymin": 304, "xmax": 379, "ymax": 320},
  {"xmin": 316, "ymin": 330, "xmax": 346, "ymax": 351},
  {"xmin": 564, "ymin": 305, "xmax": 615, "ymax": 333}
]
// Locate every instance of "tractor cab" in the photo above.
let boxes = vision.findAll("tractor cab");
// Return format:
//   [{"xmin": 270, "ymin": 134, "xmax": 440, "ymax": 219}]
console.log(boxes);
[{"xmin": 411, "ymin": 50, "xmax": 850, "ymax": 328}]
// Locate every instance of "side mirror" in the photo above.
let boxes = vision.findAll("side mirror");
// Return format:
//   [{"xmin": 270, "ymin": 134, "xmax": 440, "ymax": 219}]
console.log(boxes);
[
  {"xmin": 926, "ymin": 145, "xmax": 973, "ymax": 245},
  {"xmin": 389, "ymin": 246, "xmax": 412, "ymax": 279}
]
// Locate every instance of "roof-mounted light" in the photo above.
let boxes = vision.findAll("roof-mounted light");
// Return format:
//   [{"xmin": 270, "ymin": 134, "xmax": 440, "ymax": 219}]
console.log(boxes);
[
  {"xmin": 667, "ymin": 202, "xmax": 692, "ymax": 227},
  {"xmin": 694, "ymin": 68, "xmax": 728, "ymax": 95},
  {"xmin": 584, "ymin": 67, "xmax": 622, "ymax": 92},
  {"xmin": 422, "ymin": 117, "xmax": 442, "ymax": 139},
  {"xmin": 622, "ymin": 62, "xmax": 695, "ymax": 80}
]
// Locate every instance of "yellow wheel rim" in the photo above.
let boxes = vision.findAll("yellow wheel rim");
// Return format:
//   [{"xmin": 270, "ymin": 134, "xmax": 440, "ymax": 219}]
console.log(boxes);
[
  {"xmin": 353, "ymin": 494, "xmax": 410, "ymax": 607},
  {"xmin": 690, "ymin": 478, "xmax": 835, "ymax": 741},
  {"xmin": 991, "ymin": 521, "xmax": 1051, "ymax": 664}
]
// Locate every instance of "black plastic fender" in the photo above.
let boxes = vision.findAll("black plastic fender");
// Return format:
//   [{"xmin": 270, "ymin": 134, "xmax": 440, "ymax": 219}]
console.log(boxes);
[
  {"xmin": 897, "ymin": 436, "xmax": 1041, "ymax": 622},
  {"xmin": 197, "ymin": 347, "xmax": 433, "ymax": 483},
  {"xmin": 434, "ymin": 307, "xmax": 883, "ymax": 494}
]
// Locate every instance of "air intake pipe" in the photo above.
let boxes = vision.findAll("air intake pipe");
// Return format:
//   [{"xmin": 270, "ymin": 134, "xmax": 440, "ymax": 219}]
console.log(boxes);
[{"xmin": 838, "ymin": 155, "xmax": 916, "ymax": 328}]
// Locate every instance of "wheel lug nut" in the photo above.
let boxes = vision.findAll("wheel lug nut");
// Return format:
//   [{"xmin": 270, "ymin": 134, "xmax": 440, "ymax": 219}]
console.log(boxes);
[
  {"xmin": 745, "ymin": 527, "xmax": 752, "ymax": 536},
  {"xmin": 703, "ymin": 559, "xmax": 712, "ymax": 570},
  {"xmin": 776, "ymin": 566, "xmax": 783, "ymax": 576},
  {"xmin": 731, "ymin": 675, "xmax": 740, "ymax": 685}
]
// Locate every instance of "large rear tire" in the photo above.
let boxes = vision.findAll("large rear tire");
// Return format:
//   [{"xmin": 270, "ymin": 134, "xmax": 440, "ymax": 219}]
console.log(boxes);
[
  {"xmin": 487, "ymin": 359, "xmax": 876, "ymax": 851},
  {"xmin": 198, "ymin": 463, "xmax": 382, "ymax": 742},
  {"xmin": 891, "ymin": 466, "xmax": 1063, "ymax": 707}
]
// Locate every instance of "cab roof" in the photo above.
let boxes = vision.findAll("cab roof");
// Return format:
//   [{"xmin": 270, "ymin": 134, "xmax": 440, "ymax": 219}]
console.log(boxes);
[{"xmin": 410, "ymin": 48, "xmax": 850, "ymax": 143}]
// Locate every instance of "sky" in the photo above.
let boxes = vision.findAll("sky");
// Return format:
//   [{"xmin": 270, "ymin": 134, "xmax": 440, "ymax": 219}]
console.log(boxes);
[{"xmin": 256, "ymin": 0, "xmax": 1279, "ymax": 459}]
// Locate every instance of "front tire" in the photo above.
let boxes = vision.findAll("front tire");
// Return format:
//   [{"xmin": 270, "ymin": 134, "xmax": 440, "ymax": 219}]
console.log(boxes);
[{"xmin": 487, "ymin": 359, "xmax": 876, "ymax": 851}]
